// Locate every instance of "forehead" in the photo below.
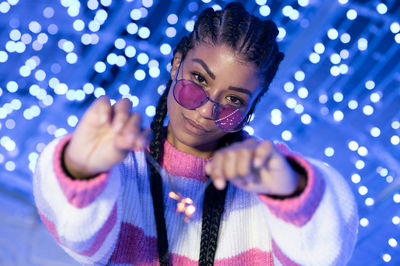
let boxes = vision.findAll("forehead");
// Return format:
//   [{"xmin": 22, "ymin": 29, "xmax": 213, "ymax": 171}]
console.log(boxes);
[
  {"xmin": 185, "ymin": 43, "xmax": 255, "ymax": 69},
  {"xmin": 184, "ymin": 43, "xmax": 263, "ymax": 93}
]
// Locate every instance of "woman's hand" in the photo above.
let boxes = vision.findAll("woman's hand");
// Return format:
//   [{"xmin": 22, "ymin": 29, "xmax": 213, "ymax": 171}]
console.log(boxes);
[
  {"xmin": 205, "ymin": 139, "xmax": 304, "ymax": 197},
  {"xmin": 64, "ymin": 96, "xmax": 151, "ymax": 179}
]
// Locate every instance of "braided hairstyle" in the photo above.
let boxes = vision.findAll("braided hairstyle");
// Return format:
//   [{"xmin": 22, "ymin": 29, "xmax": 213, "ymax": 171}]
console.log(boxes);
[{"xmin": 149, "ymin": 2, "xmax": 284, "ymax": 265}]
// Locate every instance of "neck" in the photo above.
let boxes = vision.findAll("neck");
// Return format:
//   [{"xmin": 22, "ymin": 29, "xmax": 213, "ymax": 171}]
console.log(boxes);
[{"xmin": 166, "ymin": 125, "xmax": 217, "ymax": 158}]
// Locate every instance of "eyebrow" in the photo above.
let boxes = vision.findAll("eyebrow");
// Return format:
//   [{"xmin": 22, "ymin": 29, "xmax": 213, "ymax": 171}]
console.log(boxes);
[
  {"xmin": 227, "ymin": 86, "xmax": 252, "ymax": 97},
  {"xmin": 192, "ymin": 58, "xmax": 215, "ymax": 80},
  {"xmin": 192, "ymin": 58, "xmax": 252, "ymax": 97}
]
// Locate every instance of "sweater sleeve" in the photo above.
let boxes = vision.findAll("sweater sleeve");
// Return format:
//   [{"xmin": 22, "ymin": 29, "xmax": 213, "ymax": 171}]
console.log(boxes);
[
  {"xmin": 258, "ymin": 149, "xmax": 358, "ymax": 265},
  {"xmin": 33, "ymin": 135, "xmax": 123, "ymax": 265}
]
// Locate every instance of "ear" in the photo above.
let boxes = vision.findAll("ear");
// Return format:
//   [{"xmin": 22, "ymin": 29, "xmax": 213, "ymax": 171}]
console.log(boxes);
[{"xmin": 170, "ymin": 52, "xmax": 182, "ymax": 80}]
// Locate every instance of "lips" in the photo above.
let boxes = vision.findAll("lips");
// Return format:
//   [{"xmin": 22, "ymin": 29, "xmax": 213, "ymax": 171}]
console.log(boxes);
[{"xmin": 182, "ymin": 115, "xmax": 211, "ymax": 135}]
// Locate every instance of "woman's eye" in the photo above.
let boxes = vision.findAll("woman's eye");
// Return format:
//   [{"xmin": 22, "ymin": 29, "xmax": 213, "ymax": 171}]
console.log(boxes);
[
  {"xmin": 226, "ymin": 96, "xmax": 244, "ymax": 106},
  {"xmin": 193, "ymin": 73, "xmax": 206, "ymax": 84}
]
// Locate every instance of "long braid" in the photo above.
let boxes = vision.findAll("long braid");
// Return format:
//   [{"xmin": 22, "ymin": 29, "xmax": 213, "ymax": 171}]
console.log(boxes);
[
  {"xmin": 199, "ymin": 131, "xmax": 249, "ymax": 266},
  {"xmin": 149, "ymin": 31, "xmax": 197, "ymax": 266},
  {"xmin": 149, "ymin": 80, "xmax": 171, "ymax": 266},
  {"xmin": 199, "ymin": 183, "xmax": 228, "ymax": 266},
  {"xmin": 150, "ymin": 2, "xmax": 285, "ymax": 265}
]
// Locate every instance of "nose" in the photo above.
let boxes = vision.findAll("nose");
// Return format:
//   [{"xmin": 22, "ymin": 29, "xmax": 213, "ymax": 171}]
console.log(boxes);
[{"xmin": 197, "ymin": 99, "xmax": 215, "ymax": 120}]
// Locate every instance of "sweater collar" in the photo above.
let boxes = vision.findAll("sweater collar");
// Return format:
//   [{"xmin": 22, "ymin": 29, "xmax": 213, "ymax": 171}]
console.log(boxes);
[{"xmin": 159, "ymin": 139, "xmax": 210, "ymax": 183}]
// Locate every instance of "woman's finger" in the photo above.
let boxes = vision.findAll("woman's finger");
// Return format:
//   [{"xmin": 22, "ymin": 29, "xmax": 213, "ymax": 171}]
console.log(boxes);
[
  {"xmin": 112, "ymin": 98, "xmax": 132, "ymax": 133},
  {"xmin": 253, "ymin": 140, "xmax": 274, "ymax": 169},
  {"xmin": 81, "ymin": 96, "xmax": 112, "ymax": 127},
  {"xmin": 207, "ymin": 153, "xmax": 226, "ymax": 190},
  {"xmin": 114, "ymin": 113, "xmax": 142, "ymax": 150},
  {"xmin": 236, "ymin": 148, "xmax": 252, "ymax": 178},
  {"xmin": 220, "ymin": 149, "xmax": 249, "ymax": 187},
  {"xmin": 121, "ymin": 113, "xmax": 142, "ymax": 136},
  {"xmin": 222, "ymin": 150, "xmax": 237, "ymax": 180}
]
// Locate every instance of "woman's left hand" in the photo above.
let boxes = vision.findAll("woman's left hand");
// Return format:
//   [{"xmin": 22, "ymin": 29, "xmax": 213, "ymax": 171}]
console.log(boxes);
[{"xmin": 205, "ymin": 139, "xmax": 304, "ymax": 197}]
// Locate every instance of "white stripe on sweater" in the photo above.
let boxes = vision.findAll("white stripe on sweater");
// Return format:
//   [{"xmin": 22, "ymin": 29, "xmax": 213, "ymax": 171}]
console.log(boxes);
[
  {"xmin": 216, "ymin": 191, "xmax": 273, "ymax": 259},
  {"xmin": 36, "ymin": 138, "xmax": 121, "ymax": 243},
  {"xmin": 61, "ymin": 198, "xmax": 122, "ymax": 265},
  {"xmin": 264, "ymin": 159, "xmax": 357, "ymax": 266}
]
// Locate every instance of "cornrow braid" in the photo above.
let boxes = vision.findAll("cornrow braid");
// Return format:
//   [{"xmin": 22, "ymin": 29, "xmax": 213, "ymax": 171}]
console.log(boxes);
[
  {"xmin": 194, "ymin": 7, "xmax": 218, "ymax": 43},
  {"xmin": 149, "ymin": 2, "xmax": 284, "ymax": 265},
  {"xmin": 220, "ymin": 4, "xmax": 245, "ymax": 47},
  {"xmin": 174, "ymin": 35, "xmax": 194, "ymax": 58},
  {"xmin": 245, "ymin": 50, "xmax": 284, "ymax": 123}
]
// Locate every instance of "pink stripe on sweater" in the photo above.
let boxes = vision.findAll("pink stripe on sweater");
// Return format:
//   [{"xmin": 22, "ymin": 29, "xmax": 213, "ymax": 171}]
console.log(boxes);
[
  {"xmin": 78, "ymin": 203, "xmax": 118, "ymax": 256},
  {"xmin": 53, "ymin": 134, "xmax": 110, "ymax": 208},
  {"xmin": 258, "ymin": 151, "xmax": 326, "ymax": 227},
  {"xmin": 109, "ymin": 223, "xmax": 158, "ymax": 264},
  {"xmin": 160, "ymin": 138, "xmax": 210, "ymax": 182},
  {"xmin": 38, "ymin": 212, "xmax": 61, "ymax": 244},
  {"xmin": 214, "ymin": 248, "xmax": 274, "ymax": 266},
  {"xmin": 169, "ymin": 254, "xmax": 197, "ymax": 265},
  {"xmin": 38, "ymin": 203, "xmax": 118, "ymax": 256},
  {"xmin": 272, "ymin": 239, "xmax": 300, "ymax": 266},
  {"xmin": 170, "ymin": 248, "xmax": 274, "ymax": 266}
]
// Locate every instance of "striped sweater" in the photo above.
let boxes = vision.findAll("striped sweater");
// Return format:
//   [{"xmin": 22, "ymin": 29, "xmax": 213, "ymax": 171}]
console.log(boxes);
[{"xmin": 33, "ymin": 135, "xmax": 358, "ymax": 265}]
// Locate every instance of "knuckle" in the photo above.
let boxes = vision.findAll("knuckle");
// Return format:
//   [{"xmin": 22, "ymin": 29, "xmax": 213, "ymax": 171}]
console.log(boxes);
[
  {"xmin": 211, "ymin": 165, "xmax": 223, "ymax": 179},
  {"xmin": 237, "ymin": 162, "xmax": 249, "ymax": 177},
  {"xmin": 238, "ymin": 148, "xmax": 250, "ymax": 157},
  {"xmin": 225, "ymin": 150, "xmax": 236, "ymax": 160},
  {"xmin": 210, "ymin": 161, "xmax": 220, "ymax": 175},
  {"xmin": 262, "ymin": 140, "xmax": 273, "ymax": 150},
  {"xmin": 223, "ymin": 161, "xmax": 236, "ymax": 179},
  {"xmin": 213, "ymin": 152, "xmax": 223, "ymax": 162}
]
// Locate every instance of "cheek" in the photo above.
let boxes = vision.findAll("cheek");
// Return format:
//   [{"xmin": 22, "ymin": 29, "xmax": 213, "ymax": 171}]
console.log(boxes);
[
  {"xmin": 167, "ymin": 90, "xmax": 188, "ymax": 133},
  {"xmin": 167, "ymin": 89, "xmax": 226, "ymax": 141},
  {"xmin": 167, "ymin": 90, "xmax": 180, "ymax": 122}
]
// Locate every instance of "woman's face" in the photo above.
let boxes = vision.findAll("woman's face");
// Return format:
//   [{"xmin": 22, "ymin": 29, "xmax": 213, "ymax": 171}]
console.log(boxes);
[{"xmin": 167, "ymin": 43, "xmax": 263, "ymax": 157}]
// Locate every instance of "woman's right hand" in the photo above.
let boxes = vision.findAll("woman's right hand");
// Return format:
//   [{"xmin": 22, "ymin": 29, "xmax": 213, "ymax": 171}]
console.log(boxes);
[{"xmin": 64, "ymin": 96, "xmax": 151, "ymax": 179}]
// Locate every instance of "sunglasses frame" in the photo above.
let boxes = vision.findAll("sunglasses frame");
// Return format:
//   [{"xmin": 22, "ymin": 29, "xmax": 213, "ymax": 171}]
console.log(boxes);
[{"xmin": 172, "ymin": 78, "xmax": 247, "ymax": 132}]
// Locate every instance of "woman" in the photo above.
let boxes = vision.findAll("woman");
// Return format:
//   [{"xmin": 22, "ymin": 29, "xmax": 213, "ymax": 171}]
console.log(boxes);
[{"xmin": 33, "ymin": 2, "xmax": 358, "ymax": 265}]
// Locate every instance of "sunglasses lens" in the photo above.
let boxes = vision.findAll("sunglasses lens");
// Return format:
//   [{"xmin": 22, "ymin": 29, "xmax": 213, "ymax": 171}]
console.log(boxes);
[
  {"xmin": 173, "ymin": 79, "xmax": 246, "ymax": 132},
  {"xmin": 174, "ymin": 80, "xmax": 206, "ymax": 109},
  {"xmin": 214, "ymin": 105, "xmax": 246, "ymax": 132}
]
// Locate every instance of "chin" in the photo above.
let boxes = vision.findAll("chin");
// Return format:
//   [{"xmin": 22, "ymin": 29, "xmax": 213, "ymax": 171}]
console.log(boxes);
[
  {"xmin": 179, "ymin": 126, "xmax": 218, "ymax": 146},
  {"xmin": 168, "ymin": 121, "xmax": 224, "ymax": 151}
]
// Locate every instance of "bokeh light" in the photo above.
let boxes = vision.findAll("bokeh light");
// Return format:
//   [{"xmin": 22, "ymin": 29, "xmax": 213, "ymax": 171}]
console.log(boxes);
[{"xmin": 0, "ymin": 1, "xmax": 398, "ymax": 265}]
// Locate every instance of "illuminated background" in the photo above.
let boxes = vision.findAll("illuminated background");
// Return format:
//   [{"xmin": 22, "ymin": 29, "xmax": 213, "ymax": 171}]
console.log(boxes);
[{"xmin": 0, "ymin": 0, "xmax": 399, "ymax": 265}]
